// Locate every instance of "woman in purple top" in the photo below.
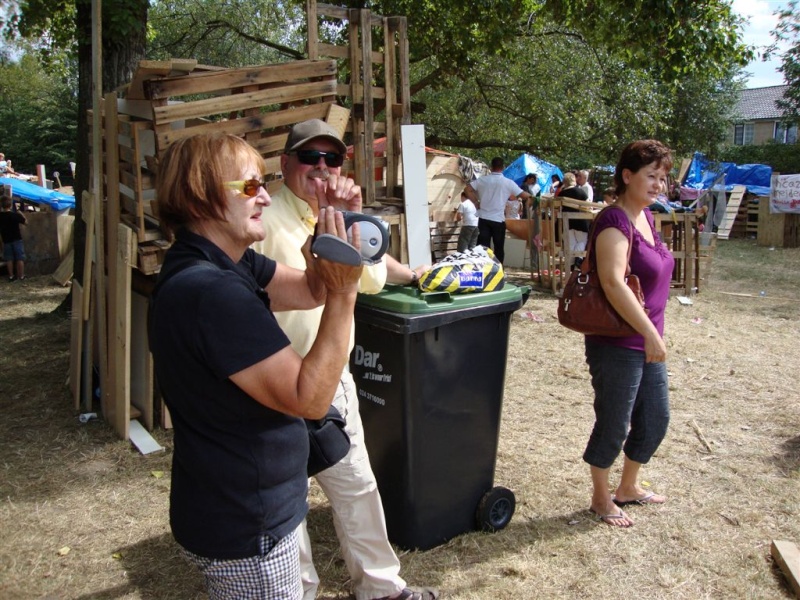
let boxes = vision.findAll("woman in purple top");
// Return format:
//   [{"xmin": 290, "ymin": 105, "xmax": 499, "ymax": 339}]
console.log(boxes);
[{"xmin": 583, "ymin": 140, "xmax": 674, "ymax": 527}]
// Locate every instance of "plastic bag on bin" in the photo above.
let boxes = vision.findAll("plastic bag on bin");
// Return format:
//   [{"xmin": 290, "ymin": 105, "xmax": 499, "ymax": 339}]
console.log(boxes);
[{"xmin": 418, "ymin": 246, "xmax": 505, "ymax": 294}]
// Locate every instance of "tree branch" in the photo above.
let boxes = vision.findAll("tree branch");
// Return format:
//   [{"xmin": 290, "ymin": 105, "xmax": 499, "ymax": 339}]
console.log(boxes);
[{"xmin": 205, "ymin": 19, "xmax": 305, "ymax": 60}]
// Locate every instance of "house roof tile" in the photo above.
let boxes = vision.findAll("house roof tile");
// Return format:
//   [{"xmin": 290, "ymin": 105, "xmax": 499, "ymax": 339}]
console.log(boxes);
[{"xmin": 735, "ymin": 85, "xmax": 790, "ymax": 121}]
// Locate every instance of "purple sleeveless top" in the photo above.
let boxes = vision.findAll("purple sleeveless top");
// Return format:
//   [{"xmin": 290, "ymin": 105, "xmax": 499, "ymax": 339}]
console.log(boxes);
[{"xmin": 586, "ymin": 207, "xmax": 674, "ymax": 351}]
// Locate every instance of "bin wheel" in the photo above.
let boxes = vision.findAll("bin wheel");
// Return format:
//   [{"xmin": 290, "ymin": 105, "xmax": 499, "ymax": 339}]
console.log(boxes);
[{"xmin": 476, "ymin": 486, "xmax": 515, "ymax": 532}]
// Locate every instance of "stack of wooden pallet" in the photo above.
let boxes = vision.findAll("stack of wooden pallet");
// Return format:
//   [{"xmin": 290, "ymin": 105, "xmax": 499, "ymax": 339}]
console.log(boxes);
[{"xmin": 76, "ymin": 0, "xmax": 416, "ymax": 441}]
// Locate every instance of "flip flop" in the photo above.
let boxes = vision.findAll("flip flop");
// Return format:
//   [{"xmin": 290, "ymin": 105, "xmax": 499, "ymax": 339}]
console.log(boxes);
[
  {"xmin": 589, "ymin": 507, "xmax": 633, "ymax": 527},
  {"xmin": 612, "ymin": 491, "xmax": 665, "ymax": 506}
]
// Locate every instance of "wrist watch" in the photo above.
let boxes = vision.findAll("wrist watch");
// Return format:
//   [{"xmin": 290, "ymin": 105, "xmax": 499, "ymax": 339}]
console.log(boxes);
[{"xmin": 410, "ymin": 270, "xmax": 419, "ymax": 285}]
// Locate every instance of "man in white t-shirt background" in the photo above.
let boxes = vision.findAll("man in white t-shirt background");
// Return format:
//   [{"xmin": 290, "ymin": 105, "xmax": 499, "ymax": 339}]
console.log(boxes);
[
  {"xmin": 576, "ymin": 169, "xmax": 594, "ymax": 202},
  {"xmin": 464, "ymin": 157, "xmax": 531, "ymax": 264}
]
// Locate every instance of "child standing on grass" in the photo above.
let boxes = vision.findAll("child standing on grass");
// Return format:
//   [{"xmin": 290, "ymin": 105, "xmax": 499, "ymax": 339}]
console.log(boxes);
[
  {"xmin": 0, "ymin": 194, "xmax": 27, "ymax": 281},
  {"xmin": 455, "ymin": 190, "xmax": 479, "ymax": 252}
]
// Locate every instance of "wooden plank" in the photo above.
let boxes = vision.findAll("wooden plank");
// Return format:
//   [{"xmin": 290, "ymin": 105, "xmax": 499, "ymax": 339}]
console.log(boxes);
[
  {"xmin": 716, "ymin": 185, "xmax": 746, "ymax": 240},
  {"xmin": 396, "ymin": 16, "xmax": 411, "ymax": 125},
  {"xmin": 326, "ymin": 104, "xmax": 350, "ymax": 138},
  {"xmin": 677, "ymin": 157, "xmax": 692, "ymax": 184},
  {"xmin": 81, "ymin": 191, "xmax": 95, "ymax": 320},
  {"xmin": 316, "ymin": 41, "xmax": 385, "ymax": 64},
  {"xmin": 112, "ymin": 223, "xmax": 136, "ymax": 440},
  {"xmin": 129, "ymin": 419, "xmax": 164, "ymax": 455},
  {"xmin": 155, "ymin": 102, "xmax": 330, "ymax": 151},
  {"xmin": 152, "ymin": 79, "xmax": 338, "ymax": 125},
  {"xmin": 318, "ymin": 2, "xmax": 382, "ymax": 24},
  {"xmin": 119, "ymin": 168, "xmax": 154, "ymax": 192},
  {"xmin": 144, "ymin": 59, "xmax": 337, "ymax": 99},
  {"xmin": 360, "ymin": 8, "xmax": 376, "ymax": 207},
  {"xmin": 316, "ymin": 2, "xmax": 350, "ymax": 20},
  {"xmin": 126, "ymin": 61, "xmax": 184, "ymax": 100},
  {"xmin": 117, "ymin": 99, "xmax": 156, "ymax": 121},
  {"xmin": 104, "ymin": 93, "xmax": 122, "ymax": 434},
  {"xmin": 306, "ymin": 0, "xmax": 319, "ymax": 58},
  {"xmin": 52, "ymin": 248, "xmax": 74, "ymax": 286},
  {"xmin": 91, "ymin": 182, "xmax": 109, "ymax": 430},
  {"xmin": 120, "ymin": 213, "xmax": 163, "ymax": 242},
  {"xmin": 69, "ymin": 281, "xmax": 84, "ymax": 410},
  {"xmin": 384, "ymin": 17, "xmax": 398, "ymax": 194},
  {"xmin": 130, "ymin": 118, "xmax": 147, "ymax": 241},
  {"xmin": 130, "ymin": 291, "xmax": 154, "ymax": 431},
  {"xmin": 771, "ymin": 540, "xmax": 800, "ymax": 598}
]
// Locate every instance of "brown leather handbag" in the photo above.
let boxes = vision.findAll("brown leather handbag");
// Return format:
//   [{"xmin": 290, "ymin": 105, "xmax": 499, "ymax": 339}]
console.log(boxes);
[{"xmin": 557, "ymin": 206, "xmax": 647, "ymax": 337}]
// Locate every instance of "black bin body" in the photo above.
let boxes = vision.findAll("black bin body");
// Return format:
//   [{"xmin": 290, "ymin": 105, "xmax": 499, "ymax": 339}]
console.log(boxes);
[{"xmin": 350, "ymin": 284, "xmax": 524, "ymax": 550}]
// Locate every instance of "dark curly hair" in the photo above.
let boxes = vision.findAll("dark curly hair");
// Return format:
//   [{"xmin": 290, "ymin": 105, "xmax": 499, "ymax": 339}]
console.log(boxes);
[{"xmin": 613, "ymin": 139, "xmax": 673, "ymax": 195}]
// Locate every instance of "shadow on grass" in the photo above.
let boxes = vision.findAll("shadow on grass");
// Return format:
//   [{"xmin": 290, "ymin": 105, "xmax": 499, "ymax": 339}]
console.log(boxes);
[
  {"xmin": 773, "ymin": 434, "xmax": 800, "ymax": 476},
  {"xmin": 305, "ymin": 496, "xmax": 600, "ymax": 600},
  {"xmin": 73, "ymin": 533, "xmax": 204, "ymax": 600}
]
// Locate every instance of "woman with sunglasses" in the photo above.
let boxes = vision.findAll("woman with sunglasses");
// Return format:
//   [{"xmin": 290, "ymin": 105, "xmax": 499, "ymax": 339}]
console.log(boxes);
[{"xmin": 149, "ymin": 132, "xmax": 363, "ymax": 599}]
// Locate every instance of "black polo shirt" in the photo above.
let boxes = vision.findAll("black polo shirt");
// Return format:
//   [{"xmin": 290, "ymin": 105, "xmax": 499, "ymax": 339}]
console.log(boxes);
[{"xmin": 149, "ymin": 229, "xmax": 308, "ymax": 559}]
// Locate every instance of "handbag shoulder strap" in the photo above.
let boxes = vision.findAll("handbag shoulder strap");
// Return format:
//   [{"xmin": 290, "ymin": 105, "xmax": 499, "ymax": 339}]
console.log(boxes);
[{"xmin": 581, "ymin": 205, "xmax": 633, "ymax": 275}]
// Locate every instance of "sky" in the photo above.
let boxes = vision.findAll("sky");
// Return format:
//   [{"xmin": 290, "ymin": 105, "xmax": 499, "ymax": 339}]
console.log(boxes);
[{"xmin": 733, "ymin": 0, "xmax": 792, "ymax": 88}]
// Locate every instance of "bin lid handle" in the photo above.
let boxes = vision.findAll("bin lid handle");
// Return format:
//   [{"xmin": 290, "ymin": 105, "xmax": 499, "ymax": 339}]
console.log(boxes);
[{"xmin": 420, "ymin": 291, "xmax": 453, "ymax": 305}]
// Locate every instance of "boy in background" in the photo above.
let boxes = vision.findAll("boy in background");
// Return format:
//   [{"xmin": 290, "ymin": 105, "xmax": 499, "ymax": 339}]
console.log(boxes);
[{"xmin": 455, "ymin": 190, "xmax": 479, "ymax": 252}]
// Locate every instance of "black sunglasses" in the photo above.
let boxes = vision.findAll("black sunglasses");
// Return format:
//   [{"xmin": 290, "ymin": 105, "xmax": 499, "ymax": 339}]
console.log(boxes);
[
  {"xmin": 224, "ymin": 176, "xmax": 269, "ymax": 197},
  {"xmin": 290, "ymin": 149, "xmax": 345, "ymax": 168}
]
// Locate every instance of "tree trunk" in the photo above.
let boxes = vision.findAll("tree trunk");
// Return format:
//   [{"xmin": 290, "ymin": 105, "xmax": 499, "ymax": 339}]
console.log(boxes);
[{"xmin": 67, "ymin": 0, "xmax": 148, "ymax": 306}]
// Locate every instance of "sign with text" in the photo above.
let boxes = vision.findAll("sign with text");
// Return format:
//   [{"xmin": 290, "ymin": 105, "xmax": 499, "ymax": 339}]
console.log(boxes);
[{"xmin": 770, "ymin": 174, "xmax": 800, "ymax": 214}]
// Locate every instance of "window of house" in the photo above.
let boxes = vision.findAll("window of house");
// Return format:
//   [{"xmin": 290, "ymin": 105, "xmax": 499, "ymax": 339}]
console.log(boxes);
[
  {"xmin": 774, "ymin": 121, "xmax": 797, "ymax": 144},
  {"xmin": 734, "ymin": 123, "xmax": 754, "ymax": 145}
]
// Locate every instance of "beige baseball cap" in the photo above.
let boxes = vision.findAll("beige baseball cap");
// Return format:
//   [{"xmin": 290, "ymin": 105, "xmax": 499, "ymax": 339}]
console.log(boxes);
[{"xmin": 284, "ymin": 119, "xmax": 347, "ymax": 154}]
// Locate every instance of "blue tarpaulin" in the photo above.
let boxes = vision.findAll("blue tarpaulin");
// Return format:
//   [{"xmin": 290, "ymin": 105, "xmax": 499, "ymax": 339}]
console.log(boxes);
[
  {"xmin": 0, "ymin": 177, "xmax": 75, "ymax": 211},
  {"xmin": 683, "ymin": 152, "xmax": 772, "ymax": 197},
  {"xmin": 503, "ymin": 153, "xmax": 564, "ymax": 194}
]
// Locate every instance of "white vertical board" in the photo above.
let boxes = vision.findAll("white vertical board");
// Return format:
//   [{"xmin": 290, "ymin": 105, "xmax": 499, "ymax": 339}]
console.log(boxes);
[{"xmin": 401, "ymin": 124, "xmax": 431, "ymax": 268}]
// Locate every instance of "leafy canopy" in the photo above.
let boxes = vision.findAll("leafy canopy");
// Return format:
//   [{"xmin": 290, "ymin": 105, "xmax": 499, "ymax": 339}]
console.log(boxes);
[{"xmin": 772, "ymin": 0, "xmax": 800, "ymax": 120}]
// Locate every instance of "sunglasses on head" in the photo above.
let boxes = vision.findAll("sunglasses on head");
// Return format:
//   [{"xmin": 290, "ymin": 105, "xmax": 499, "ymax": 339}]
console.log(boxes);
[
  {"xmin": 224, "ymin": 176, "xmax": 269, "ymax": 197},
  {"xmin": 290, "ymin": 149, "xmax": 345, "ymax": 168}
]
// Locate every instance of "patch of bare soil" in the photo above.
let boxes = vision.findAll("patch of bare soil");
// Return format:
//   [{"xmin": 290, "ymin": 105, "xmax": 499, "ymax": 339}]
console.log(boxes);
[{"xmin": 0, "ymin": 238, "xmax": 798, "ymax": 599}]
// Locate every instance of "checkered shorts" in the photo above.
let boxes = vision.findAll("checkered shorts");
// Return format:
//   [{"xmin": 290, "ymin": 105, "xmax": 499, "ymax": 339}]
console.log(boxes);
[{"xmin": 182, "ymin": 530, "xmax": 302, "ymax": 600}]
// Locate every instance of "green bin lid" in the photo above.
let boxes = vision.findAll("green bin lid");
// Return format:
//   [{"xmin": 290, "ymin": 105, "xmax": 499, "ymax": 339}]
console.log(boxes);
[{"xmin": 356, "ymin": 282, "xmax": 528, "ymax": 315}]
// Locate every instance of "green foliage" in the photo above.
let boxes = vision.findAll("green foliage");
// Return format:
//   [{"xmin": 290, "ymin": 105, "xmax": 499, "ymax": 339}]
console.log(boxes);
[
  {"xmin": 716, "ymin": 142, "xmax": 800, "ymax": 175},
  {"xmin": 545, "ymin": 0, "xmax": 752, "ymax": 83},
  {"xmin": 659, "ymin": 68, "xmax": 745, "ymax": 158},
  {"xmin": 147, "ymin": 0, "xmax": 306, "ymax": 66},
  {"xmin": 1, "ymin": 0, "xmax": 753, "ymax": 180},
  {"xmin": 415, "ymin": 31, "xmax": 739, "ymax": 169},
  {"xmin": 773, "ymin": 0, "xmax": 800, "ymax": 121},
  {"xmin": 7, "ymin": 0, "xmax": 76, "ymax": 52},
  {"xmin": 0, "ymin": 51, "xmax": 78, "ymax": 181}
]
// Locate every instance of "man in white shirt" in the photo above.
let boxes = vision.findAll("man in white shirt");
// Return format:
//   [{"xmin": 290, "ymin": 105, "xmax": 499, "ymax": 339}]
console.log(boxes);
[
  {"xmin": 252, "ymin": 119, "xmax": 435, "ymax": 600},
  {"xmin": 576, "ymin": 169, "xmax": 594, "ymax": 202},
  {"xmin": 464, "ymin": 157, "xmax": 531, "ymax": 264}
]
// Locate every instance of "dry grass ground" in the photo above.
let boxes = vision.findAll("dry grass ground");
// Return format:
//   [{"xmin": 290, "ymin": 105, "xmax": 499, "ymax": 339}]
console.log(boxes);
[{"xmin": 0, "ymin": 238, "xmax": 798, "ymax": 599}]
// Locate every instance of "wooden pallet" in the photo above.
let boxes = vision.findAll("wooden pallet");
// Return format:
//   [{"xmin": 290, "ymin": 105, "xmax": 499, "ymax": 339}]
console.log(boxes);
[
  {"xmin": 307, "ymin": 1, "xmax": 410, "ymax": 206},
  {"xmin": 430, "ymin": 220, "xmax": 460, "ymax": 261}
]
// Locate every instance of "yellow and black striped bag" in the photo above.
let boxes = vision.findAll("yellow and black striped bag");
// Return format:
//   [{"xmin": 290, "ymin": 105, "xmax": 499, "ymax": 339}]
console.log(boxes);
[{"xmin": 418, "ymin": 246, "xmax": 505, "ymax": 294}]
